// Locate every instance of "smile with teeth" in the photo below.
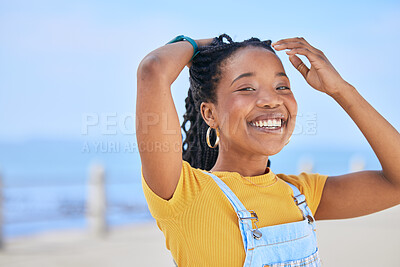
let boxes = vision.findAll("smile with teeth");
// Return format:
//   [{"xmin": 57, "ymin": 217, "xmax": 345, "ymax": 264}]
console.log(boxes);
[{"xmin": 249, "ymin": 119, "xmax": 284, "ymax": 129}]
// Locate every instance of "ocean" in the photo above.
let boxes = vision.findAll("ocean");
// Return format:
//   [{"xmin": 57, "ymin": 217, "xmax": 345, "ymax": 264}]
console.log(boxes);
[{"xmin": 0, "ymin": 139, "xmax": 381, "ymax": 239}]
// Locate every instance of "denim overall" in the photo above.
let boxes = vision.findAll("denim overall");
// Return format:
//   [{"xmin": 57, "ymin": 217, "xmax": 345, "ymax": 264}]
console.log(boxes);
[{"xmin": 200, "ymin": 171, "xmax": 322, "ymax": 267}]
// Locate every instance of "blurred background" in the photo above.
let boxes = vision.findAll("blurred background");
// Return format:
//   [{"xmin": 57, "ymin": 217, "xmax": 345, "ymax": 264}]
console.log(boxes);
[{"xmin": 0, "ymin": 0, "xmax": 399, "ymax": 266}]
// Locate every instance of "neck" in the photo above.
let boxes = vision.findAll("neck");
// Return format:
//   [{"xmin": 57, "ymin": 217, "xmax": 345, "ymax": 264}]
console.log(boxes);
[{"xmin": 210, "ymin": 144, "xmax": 270, "ymax": 177}]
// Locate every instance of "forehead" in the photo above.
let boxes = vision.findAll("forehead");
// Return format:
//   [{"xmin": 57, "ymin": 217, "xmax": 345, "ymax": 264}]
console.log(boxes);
[{"xmin": 222, "ymin": 46, "xmax": 284, "ymax": 78}]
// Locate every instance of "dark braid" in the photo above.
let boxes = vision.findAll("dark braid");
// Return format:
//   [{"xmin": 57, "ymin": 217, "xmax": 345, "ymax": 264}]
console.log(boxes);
[{"xmin": 181, "ymin": 34, "xmax": 274, "ymax": 171}]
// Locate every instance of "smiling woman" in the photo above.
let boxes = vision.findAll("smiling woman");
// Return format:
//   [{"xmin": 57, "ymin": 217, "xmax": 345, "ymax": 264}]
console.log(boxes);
[
  {"xmin": 182, "ymin": 36, "xmax": 288, "ymax": 171},
  {"xmin": 136, "ymin": 34, "xmax": 400, "ymax": 266}
]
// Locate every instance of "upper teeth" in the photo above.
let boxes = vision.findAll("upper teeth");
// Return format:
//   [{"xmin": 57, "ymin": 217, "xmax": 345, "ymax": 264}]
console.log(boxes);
[{"xmin": 251, "ymin": 119, "xmax": 282, "ymax": 127}]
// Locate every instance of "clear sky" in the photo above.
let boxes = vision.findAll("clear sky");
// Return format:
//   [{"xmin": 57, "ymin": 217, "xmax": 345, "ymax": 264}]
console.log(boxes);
[{"xmin": 1, "ymin": 0, "xmax": 399, "ymax": 149}]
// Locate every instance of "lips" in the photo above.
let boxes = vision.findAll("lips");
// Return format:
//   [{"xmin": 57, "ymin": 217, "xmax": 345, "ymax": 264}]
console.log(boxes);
[{"xmin": 248, "ymin": 113, "xmax": 287, "ymax": 125}]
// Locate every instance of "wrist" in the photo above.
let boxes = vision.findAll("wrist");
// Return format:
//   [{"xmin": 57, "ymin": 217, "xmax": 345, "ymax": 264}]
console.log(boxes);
[
  {"xmin": 328, "ymin": 82, "xmax": 357, "ymax": 100},
  {"xmin": 166, "ymin": 35, "xmax": 199, "ymax": 61}
]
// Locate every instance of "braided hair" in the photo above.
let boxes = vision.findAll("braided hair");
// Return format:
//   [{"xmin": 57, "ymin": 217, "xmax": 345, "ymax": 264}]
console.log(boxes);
[{"xmin": 181, "ymin": 33, "xmax": 275, "ymax": 171}]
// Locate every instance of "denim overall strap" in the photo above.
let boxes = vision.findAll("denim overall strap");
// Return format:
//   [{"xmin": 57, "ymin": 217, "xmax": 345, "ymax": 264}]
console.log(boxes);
[
  {"xmin": 202, "ymin": 171, "xmax": 254, "ymax": 251},
  {"xmin": 285, "ymin": 182, "xmax": 316, "ymax": 230}
]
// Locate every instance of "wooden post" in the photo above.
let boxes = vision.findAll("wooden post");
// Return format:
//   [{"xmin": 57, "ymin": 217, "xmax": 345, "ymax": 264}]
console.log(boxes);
[
  {"xmin": 0, "ymin": 170, "xmax": 3, "ymax": 249},
  {"xmin": 87, "ymin": 163, "xmax": 108, "ymax": 238},
  {"xmin": 349, "ymin": 155, "xmax": 365, "ymax": 172},
  {"xmin": 297, "ymin": 155, "xmax": 314, "ymax": 173}
]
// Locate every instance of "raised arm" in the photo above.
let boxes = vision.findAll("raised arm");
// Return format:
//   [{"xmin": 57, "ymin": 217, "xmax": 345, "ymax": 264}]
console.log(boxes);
[
  {"xmin": 136, "ymin": 37, "xmax": 213, "ymax": 200},
  {"xmin": 272, "ymin": 37, "xmax": 400, "ymax": 220}
]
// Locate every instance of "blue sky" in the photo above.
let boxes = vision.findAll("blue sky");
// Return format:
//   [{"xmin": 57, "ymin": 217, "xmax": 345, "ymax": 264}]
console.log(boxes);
[{"xmin": 1, "ymin": 0, "xmax": 399, "ymax": 149}]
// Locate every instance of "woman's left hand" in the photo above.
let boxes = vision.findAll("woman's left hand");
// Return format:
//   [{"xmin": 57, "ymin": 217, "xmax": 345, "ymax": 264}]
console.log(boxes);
[{"xmin": 272, "ymin": 37, "xmax": 352, "ymax": 97}]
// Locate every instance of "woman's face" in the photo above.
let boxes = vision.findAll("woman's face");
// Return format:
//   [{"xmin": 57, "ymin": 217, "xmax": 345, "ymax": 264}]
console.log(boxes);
[{"xmin": 206, "ymin": 46, "xmax": 298, "ymax": 156}]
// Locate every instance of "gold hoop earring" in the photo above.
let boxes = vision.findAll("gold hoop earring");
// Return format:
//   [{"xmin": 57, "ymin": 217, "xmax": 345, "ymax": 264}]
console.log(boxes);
[
  {"xmin": 285, "ymin": 137, "xmax": 291, "ymax": 146},
  {"xmin": 206, "ymin": 127, "xmax": 220, "ymax": 148}
]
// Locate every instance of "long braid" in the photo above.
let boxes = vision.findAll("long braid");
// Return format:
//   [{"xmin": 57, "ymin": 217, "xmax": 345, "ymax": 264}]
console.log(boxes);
[{"xmin": 182, "ymin": 34, "xmax": 273, "ymax": 170}]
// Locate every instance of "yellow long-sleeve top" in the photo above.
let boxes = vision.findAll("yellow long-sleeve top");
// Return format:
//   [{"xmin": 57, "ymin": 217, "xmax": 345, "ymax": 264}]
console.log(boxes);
[{"xmin": 141, "ymin": 160, "xmax": 329, "ymax": 266}]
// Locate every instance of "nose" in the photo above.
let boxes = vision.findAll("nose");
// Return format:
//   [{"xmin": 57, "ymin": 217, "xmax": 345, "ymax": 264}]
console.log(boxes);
[{"xmin": 255, "ymin": 90, "xmax": 283, "ymax": 109}]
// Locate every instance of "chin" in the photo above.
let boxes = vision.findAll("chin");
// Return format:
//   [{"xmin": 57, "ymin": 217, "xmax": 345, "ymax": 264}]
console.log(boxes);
[{"xmin": 257, "ymin": 144, "xmax": 285, "ymax": 156}]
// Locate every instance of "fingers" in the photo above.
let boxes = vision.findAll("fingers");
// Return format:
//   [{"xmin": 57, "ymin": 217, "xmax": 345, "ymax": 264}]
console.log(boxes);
[
  {"xmin": 196, "ymin": 38, "xmax": 215, "ymax": 47},
  {"xmin": 272, "ymin": 37, "xmax": 325, "ymax": 68},
  {"xmin": 288, "ymin": 54, "xmax": 309, "ymax": 79},
  {"xmin": 272, "ymin": 37, "xmax": 323, "ymax": 56},
  {"xmin": 285, "ymin": 47, "xmax": 322, "ymax": 65}
]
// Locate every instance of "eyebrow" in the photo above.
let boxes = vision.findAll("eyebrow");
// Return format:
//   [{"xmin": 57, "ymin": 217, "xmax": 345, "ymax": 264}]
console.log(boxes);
[
  {"xmin": 231, "ymin": 72, "xmax": 255, "ymax": 86},
  {"xmin": 276, "ymin": 72, "xmax": 288, "ymax": 78},
  {"xmin": 231, "ymin": 72, "xmax": 288, "ymax": 86}
]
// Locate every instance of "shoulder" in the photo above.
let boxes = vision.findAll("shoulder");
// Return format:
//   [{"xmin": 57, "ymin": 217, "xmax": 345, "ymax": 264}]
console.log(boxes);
[
  {"xmin": 276, "ymin": 172, "xmax": 329, "ymax": 216},
  {"xmin": 277, "ymin": 172, "xmax": 329, "ymax": 190},
  {"xmin": 141, "ymin": 160, "xmax": 212, "ymax": 219}
]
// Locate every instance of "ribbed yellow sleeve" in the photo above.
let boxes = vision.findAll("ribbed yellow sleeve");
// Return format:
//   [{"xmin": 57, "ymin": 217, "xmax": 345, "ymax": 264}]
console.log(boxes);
[
  {"xmin": 141, "ymin": 160, "xmax": 329, "ymax": 266},
  {"xmin": 141, "ymin": 160, "xmax": 211, "ymax": 219}
]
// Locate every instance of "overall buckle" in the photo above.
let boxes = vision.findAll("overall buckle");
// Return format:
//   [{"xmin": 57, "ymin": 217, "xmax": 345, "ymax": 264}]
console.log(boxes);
[
  {"xmin": 293, "ymin": 194, "xmax": 315, "ymax": 224},
  {"xmin": 237, "ymin": 210, "xmax": 263, "ymax": 240}
]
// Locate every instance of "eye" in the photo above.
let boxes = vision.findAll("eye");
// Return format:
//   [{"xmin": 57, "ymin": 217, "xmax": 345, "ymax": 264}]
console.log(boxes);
[
  {"xmin": 238, "ymin": 87, "xmax": 255, "ymax": 91},
  {"xmin": 277, "ymin": 86, "xmax": 291, "ymax": 90}
]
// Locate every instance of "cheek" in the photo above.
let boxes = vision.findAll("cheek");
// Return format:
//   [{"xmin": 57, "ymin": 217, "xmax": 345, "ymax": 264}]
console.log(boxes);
[
  {"xmin": 287, "ymin": 95, "xmax": 298, "ymax": 116},
  {"xmin": 287, "ymin": 98, "xmax": 298, "ymax": 132},
  {"xmin": 292, "ymin": 94, "xmax": 298, "ymax": 108},
  {"xmin": 218, "ymin": 97, "xmax": 251, "ymax": 135}
]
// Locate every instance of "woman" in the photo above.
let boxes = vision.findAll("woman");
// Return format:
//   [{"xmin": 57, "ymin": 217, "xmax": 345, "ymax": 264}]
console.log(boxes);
[{"xmin": 136, "ymin": 34, "xmax": 400, "ymax": 266}]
